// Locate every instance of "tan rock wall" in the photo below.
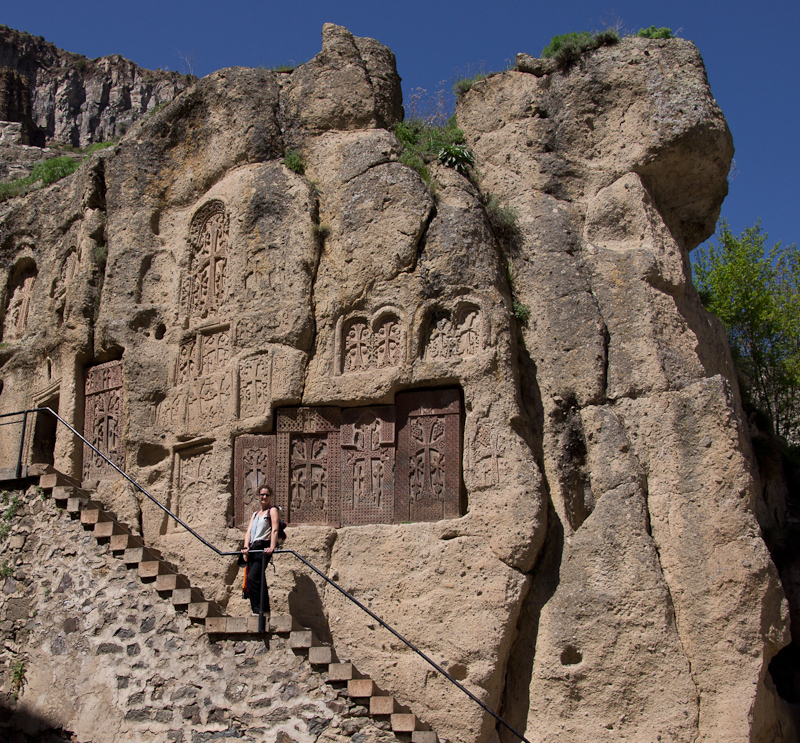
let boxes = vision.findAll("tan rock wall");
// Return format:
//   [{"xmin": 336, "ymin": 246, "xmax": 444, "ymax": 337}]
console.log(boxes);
[{"xmin": 0, "ymin": 27, "xmax": 794, "ymax": 743}]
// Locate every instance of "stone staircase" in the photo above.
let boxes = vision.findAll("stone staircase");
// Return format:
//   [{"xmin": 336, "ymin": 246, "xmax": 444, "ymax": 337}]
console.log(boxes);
[{"xmin": 40, "ymin": 474, "xmax": 439, "ymax": 743}]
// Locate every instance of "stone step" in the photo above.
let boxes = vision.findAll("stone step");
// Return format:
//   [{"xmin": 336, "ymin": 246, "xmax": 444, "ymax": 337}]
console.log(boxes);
[
  {"xmin": 123, "ymin": 546, "xmax": 162, "ymax": 565},
  {"xmin": 327, "ymin": 662, "xmax": 357, "ymax": 682},
  {"xmin": 271, "ymin": 613, "xmax": 302, "ymax": 634},
  {"xmin": 370, "ymin": 696, "xmax": 399, "ymax": 716},
  {"xmin": 172, "ymin": 587, "xmax": 205, "ymax": 606},
  {"xmin": 66, "ymin": 496, "xmax": 91, "ymax": 514},
  {"xmin": 80, "ymin": 507, "xmax": 112, "ymax": 525},
  {"xmin": 93, "ymin": 519, "xmax": 130, "ymax": 538},
  {"xmin": 205, "ymin": 616, "xmax": 266, "ymax": 634},
  {"xmin": 110, "ymin": 533, "xmax": 144, "ymax": 552},
  {"xmin": 289, "ymin": 630, "xmax": 320, "ymax": 650},
  {"xmin": 348, "ymin": 678, "xmax": 379, "ymax": 698},
  {"xmin": 155, "ymin": 573, "xmax": 190, "ymax": 592},
  {"xmin": 188, "ymin": 601, "xmax": 222, "ymax": 620},
  {"xmin": 308, "ymin": 645, "xmax": 336, "ymax": 666},
  {"xmin": 52, "ymin": 485, "xmax": 90, "ymax": 502},
  {"xmin": 39, "ymin": 471, "xmax": 82, "ymax": 490},
  {"xmin": 411, "ymin": 732, "xmax": 438, "ymax": 743},
  {"xmin": 391, "ymin": 713, "xmax": 419, "ymax": 733},
  {"xmin": 138, "ymin": 560, "xmax": 172, "ymax": 579}
]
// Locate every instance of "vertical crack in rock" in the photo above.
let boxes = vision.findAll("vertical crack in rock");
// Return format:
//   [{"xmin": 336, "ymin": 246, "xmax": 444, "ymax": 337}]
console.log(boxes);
[
  {"xmin": 497, "ymin": 506, "xmax": 563, "ymax": 743},
  {"xmin": 300, "ymin": 178, "xmax": 325, "ymax": 402}
]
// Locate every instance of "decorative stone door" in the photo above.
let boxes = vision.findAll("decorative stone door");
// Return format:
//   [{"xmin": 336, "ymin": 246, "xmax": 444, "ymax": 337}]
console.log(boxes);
[
  {"xmin": 340, "ymin": 406, "xmax": 395, "ymax": 525},
  {"xmin": 83, "ymin": 360, "xmax": 124, "ymax": 481},
  {"xmin": 395, "ymin": 389, "xmax": 461, "ymax": 523},
  {"xmin": 232, "ymin": 390, "xmax": 462, "ymax": 528},
  {"xmin": 277, "ymin": 407, "xmax": 341, "ymax": 525}
]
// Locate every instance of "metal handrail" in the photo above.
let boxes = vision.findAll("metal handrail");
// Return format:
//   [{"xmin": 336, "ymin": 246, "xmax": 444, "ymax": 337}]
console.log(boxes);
[{"xmin": 1, "ymin": 406, "xmax": 530, "ymax": 743}]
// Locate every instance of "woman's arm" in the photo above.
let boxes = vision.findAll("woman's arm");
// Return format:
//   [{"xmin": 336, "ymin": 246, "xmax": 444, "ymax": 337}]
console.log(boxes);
[
  {"xmin": 243, "ymin": 512, "xmax": 256, "ymax": 556},
  {"xmin": 267, "ymin": 506, "xmax": 279, "ymax": 554}
]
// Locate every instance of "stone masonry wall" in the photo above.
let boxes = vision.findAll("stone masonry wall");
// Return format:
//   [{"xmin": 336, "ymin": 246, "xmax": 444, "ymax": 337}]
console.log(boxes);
[{"xmin": 0, "ymin": 485, "xmax": 400, "ymax": 743}]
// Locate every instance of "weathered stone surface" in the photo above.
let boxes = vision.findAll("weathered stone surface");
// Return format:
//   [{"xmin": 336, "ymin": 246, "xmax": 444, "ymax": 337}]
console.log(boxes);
[
  {"xmin": 0, "ymin": 24, "xmax": 191, "ymax": 147},
  {"xmin": 0, "ymin": 26, "xmax": 795, "ymax": 743}
]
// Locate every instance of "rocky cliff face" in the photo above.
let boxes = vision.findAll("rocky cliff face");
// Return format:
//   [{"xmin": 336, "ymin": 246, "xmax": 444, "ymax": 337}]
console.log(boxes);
[
  {"xmin": 0, "ymin": 24, "xmax": 795, "ymax": 743},
  {"xmin": 0, "ymin": 24, "xmax": 191, "ymax": 146}
]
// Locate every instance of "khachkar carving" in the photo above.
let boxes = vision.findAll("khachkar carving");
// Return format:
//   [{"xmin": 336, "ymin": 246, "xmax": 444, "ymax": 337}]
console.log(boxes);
[
  {"xmin": 340, "ymin": 407, "xmax": 395, "ymax": 525},
  {"xmin": 336, "ymin": 308, "xmax": 405, "ymax": 375},
  {"xmin": 176, "ymin": 327, "xmax": 231, "ymax": 384},
  {"xmin": 161, "ymin": 327, "xmax": 232, "ymax": 431},
  {"xmin": 83, "ymin": 360, "xmax": 124, "ymax": 481},
  {"xmin": 469, "ymin": 425, "xmax": 504, "ymax": 488},
  {"xmin": 173, "ymin": 443, "xmax": 213, "ymax": 524},
  {"xmin": 234, "ymin": 435, "xmax": 276, "ymax": 528},
  {"xmin": 233, "ymin": 390, "xmax": 461, "ymax": 529},
  {"xmin": 3, "ymin": 264, "xmax": 37, "ymax": 342},
  {"xmin": 277, "ymin": 407, "xmax": 341, "ymax": 525},
  {"xmin": 238, "ymin": 350, "xmax": 293, "ymax": 420},
  {"xmin": 396, "ymin": 389, "xmax": 461, "ymax": 522},
  {"xmin": 180, "ymin": 200, "xmax": 229, "ymax": 321},
  {"xmin": 423, "ymin": 303, "xmax": 483, "ymax": 361}
]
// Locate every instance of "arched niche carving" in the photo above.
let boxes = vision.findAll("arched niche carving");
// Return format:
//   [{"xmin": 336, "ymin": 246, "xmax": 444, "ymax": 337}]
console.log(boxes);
[
  {"xmin": 422, "ymin": 300, "xmax": 485, "ymax": 361},
  {"xmin": 336, "ymin": 305, "xmax": 406, "ymax": 375},
  {"xmin": 2, "ymin": 259, "xmax": 37, "ymax": 343},
  {"xmin": 180, "ymin": 200, "xmax": 229, "ymax": 322}
]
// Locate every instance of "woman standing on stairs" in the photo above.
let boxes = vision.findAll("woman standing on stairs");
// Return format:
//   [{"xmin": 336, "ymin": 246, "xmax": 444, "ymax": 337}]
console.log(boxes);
[{"xmin": 242, "ymin": 487, "xmax": 279, "ymax": 616}]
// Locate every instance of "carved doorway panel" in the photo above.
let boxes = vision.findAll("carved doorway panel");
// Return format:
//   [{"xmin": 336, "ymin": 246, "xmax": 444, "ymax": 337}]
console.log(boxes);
[
  {"xmin": 277, "ymin": 407, "xmax": 340, "ymax": 525},
  {"xmin": 396, "ymin": 389, "xmax": 461, "ymax": 523},
  {"xmin": 340, "ymin": 406, "xmax": 395, "ymax": 525},
  {"xmin": 234, "ymin": 435, "xmax": 276, "ymax": 528},
  {"xmin": 83, "ymin": 360, "xmax": 124, "ymax": 481}
]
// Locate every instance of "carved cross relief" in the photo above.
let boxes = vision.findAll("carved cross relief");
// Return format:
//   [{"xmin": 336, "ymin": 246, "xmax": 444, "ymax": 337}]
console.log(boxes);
[
  {"xmin": 83, "ymin": 359, "xmax": 125, "ymax": 481},
  {"xmin": 337, "ymin": 309, "xmax": 405, "ymax": 375},
  {"xmin": 424, "ymin": 304, "xmax": 484, "ymax": 361},
  {"xmin": 234, "ymin": 390, "xmax": 461, "ymax": 528},
  {"xmin": 181, "ymin": 201, "xmax": 229, "ymax": 322},
  {"xmin": 3, "ymin": 265, "xmax": 37, "ymax": 343}
]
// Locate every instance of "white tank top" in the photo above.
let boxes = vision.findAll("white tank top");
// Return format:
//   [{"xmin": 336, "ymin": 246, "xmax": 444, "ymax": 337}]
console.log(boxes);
[{"xmin": 250, "ymin": 509, "xmax": 274, "ymax": 543}]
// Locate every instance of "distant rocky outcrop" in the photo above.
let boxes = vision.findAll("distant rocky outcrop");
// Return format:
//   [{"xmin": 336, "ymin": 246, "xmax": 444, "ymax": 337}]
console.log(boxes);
[
  {"xmin": 0, "ymin": 24, "xmax": 191, "ymax": 146},
  {"xmin": 0, "ymin": 23, "xmax": 796, "ymax": 743}
]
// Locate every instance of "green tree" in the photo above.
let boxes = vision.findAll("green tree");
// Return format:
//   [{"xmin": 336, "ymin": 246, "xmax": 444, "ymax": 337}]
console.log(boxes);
[{"xmin": 693, "ymin": 220, "xmax": 800, "ymax": 443}]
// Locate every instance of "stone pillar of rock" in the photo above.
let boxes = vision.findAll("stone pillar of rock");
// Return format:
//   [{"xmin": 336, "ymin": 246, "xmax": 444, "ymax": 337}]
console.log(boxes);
[{"xmin": 459, "ymin": 38, "xmax": 790, "ymax": 743}]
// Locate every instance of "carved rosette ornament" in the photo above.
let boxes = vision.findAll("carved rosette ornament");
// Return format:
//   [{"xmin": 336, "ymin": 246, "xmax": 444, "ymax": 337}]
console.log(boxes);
[{"xmin": 83, "ymin": 360, "xmax": 125, "ymax": 481}]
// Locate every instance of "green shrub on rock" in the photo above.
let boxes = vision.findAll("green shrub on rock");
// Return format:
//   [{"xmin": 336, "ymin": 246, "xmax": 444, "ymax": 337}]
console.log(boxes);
[
  {"xmin": 541, "ymin": 29, "xmax": 620, "ymax": 69},
  {"xmin": 637, "ymin": 26, "xmax": 673, "ymax": 39}
]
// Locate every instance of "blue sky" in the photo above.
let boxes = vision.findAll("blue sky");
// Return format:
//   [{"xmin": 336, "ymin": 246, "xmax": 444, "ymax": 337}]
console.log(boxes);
[{"xmin": 3, "ymin": 0, "xmax": 798, "ymax": 252}]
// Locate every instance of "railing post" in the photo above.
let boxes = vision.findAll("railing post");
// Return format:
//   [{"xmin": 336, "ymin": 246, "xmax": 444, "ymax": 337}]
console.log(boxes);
[
  {"xmin": 258, "ymin": 554, "xmax": 267, "ymax": 633},
  {"xmin": 15, "ymin": 411, "xmax": 27, "ymax": 480}
]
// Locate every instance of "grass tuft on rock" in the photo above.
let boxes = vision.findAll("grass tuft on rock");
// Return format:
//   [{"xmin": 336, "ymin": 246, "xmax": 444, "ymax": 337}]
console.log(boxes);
[
  {"xmin": 541, "ymin": 28, "xmax": 620, "ymax": 70},
  {"xmin": 283, "ymin": 149, "xmax": 305, "ymax": 175},
  {"xmin": 395, "ymin": 116, "xmax": 472, "ymax": 182}
]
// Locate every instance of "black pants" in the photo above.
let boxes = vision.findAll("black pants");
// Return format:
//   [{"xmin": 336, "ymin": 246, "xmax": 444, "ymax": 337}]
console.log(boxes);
[{"xmin": 247, "ymin": 541, "xmax": 272, "ymax": 614}]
